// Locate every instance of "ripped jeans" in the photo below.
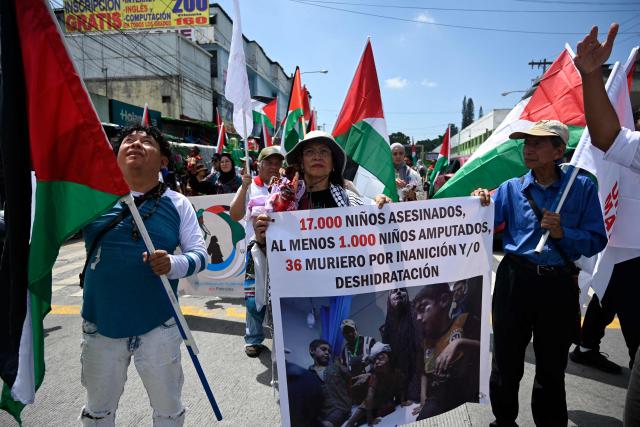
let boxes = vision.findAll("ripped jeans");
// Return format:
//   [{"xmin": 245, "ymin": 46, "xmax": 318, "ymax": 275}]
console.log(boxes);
[{"xmin": 79, "ymin": 318, "xmax": 185, "ymax": 427}]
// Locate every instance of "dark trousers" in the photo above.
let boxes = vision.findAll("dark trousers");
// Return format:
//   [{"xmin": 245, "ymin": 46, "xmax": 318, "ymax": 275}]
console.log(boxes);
[
  {"xmin": 581, "ymin": 257, "xmax": 640, "ymax": 366},
  {"xmin": 490, "ymin": 255, "xmax": 579, "ymax": 426}
]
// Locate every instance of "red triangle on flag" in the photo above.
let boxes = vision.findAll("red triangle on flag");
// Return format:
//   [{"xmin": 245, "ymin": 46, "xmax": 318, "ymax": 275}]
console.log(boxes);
[
  {"xmin": 519, "ymin": 49, "xmax": 585, "ymax": 126},
  {"xmin": 15, "ymin": 0, "xmax": 129, "ymax": 195},
  {"xmin": 333, "ymin": 40, "xmax": 385, "ymax": 137}
]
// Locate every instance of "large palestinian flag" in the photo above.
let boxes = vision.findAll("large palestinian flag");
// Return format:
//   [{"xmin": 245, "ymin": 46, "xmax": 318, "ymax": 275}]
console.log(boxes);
[
  {"xmin": 0, "ymin": 0, "xmax": 130, "ymax": 422},
  {"xmin": 435, "ymin": 48, "xmax": 585, "ymax": 198},
  {"xmin": 333, "ymin": 40, "xmax": 398, "ymax": 201},
  {"xmin": 282, "ymin": 67, "xmax": 306, "ymax": 153}
]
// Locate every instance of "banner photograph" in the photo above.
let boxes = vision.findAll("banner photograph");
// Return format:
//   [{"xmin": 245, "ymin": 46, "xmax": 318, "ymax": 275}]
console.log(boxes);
[
  {"xmin": 179, "ymin": 193, "xmax": 247, "ymax": 298},
  {"xmin": 268, "ymin": 198, "xmax": 494, "ymax": 426},
  {"xmin": 63, "ymin": 0, "xmax": 209, "ymax": 33}
]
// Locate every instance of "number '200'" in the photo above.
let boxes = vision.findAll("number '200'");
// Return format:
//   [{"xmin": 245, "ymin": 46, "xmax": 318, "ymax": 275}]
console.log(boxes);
[{"xmin": 173, "ymin": 0, "xmax": 207, "ymax": 13}]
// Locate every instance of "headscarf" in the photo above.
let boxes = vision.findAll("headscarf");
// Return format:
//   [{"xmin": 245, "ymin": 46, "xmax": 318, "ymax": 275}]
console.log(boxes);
[{"xmin": 218, "ymin": 153, "xmax": 237, "ymax": 184}]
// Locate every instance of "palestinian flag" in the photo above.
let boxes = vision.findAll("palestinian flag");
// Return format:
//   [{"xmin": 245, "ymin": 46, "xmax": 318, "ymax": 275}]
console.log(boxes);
[
  {"xmin": 429, "ymin": 126, "xmax": 450, "ymax": 197},
  {"xmin": 216, "ymin": 108, "xmax": 227, "ymax": 154},
  {"xmin": 435, "ymin": 48, "xmax": 585, "ymax": 199},
  {"xmin": 252, "ymin": 98, "xmax": 277, "ymax": 147},
  {"xmin": 302, "ymin": 85, "xmax": 312, "ymax": 123},
  {"xmin": 251, "ymin": 99, "xmax": 274, "ymax": 130},
  {"xmin": 308, "ymin": 109, "xmax": 317, "ymax": 132},
  {"xmin": 0, "ymin": 0, "xmax": 130, "ymax": 423},
  {"xmin": 333, "ymin": 40, "xmax": 397, "ymax": 201},
  {"xmin": 282, "ymin": 67, "xmax": 306, "ymax": 153}
]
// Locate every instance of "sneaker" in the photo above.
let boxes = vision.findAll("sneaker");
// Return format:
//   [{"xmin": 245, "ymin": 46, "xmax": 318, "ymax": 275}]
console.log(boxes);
[
  {"xmin": 570, "ymin": 347, "xmax": 622, "ymax": 374},
  {"xmin": 245, "ymin": 345, "xmax": 262, "ymax": 358}
]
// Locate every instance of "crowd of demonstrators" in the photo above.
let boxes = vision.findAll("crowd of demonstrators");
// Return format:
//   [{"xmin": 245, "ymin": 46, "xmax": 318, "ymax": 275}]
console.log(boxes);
[
  {"xmin": 390, "ymin": 143, "xmax": 419, "ymax": 202},
  {"xmin": 64, "ymin": 21, "xmax": 640, "ymax": 426},
  {"xmin": 80, "ymin": 125, "xmax": 207, "ymax": 426},
  {"xmin": 572, "ymin": 23, "xmax": 640, "ymax": 426},
  {"xmin": 473, "ymin": 120, "xmax": 607, "ymax": 425}
]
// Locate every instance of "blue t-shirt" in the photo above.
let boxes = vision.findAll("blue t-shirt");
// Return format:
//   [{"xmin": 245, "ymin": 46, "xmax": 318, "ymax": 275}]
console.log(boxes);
[{"xmin": 82, "ymin": 189, "xmax": 206, "ymax": 338}]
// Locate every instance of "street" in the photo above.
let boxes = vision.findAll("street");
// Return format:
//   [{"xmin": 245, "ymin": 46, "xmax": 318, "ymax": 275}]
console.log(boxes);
[{"xmin": 0, "ymin": 239, "xmax": 631, "ymax": 426}]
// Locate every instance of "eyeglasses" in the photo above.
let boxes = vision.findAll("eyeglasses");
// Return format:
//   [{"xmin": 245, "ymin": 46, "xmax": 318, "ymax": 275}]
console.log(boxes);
[{"xmin": 303, "ymin": 148, "xmax": 332, "ymax": 158}]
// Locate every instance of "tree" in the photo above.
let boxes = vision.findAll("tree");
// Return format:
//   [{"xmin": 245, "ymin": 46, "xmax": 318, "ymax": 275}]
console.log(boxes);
[
  {"xmin": 450, "ymin": 123, "xmax": 459, "ymax": 137},
  {"xmin": 389, "ymin": 131, "xmax": 410, "ymax": 145},
  {"xmin": 466, "ymin": 97, "xmax": 475, "ymax": 126},
  {"xmin": 461, "ymin": 96, "xmax": 475, "ymax": 129},
  {"xmin": 478, "ymin": 106, "xmax": 484, "ymax": 118},
  {"xmin": 461, "ymin": 96, "xmax": 468, "ymax": 129}
]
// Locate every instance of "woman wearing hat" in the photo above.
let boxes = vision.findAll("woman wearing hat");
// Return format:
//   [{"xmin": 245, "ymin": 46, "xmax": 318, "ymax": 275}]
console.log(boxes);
[{"xmin": 253, "ymin": 131, "xmax": 390, "ymax": 239}]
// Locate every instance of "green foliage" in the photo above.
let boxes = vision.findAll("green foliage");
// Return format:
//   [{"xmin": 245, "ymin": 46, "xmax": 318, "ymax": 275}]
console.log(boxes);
[{"xmin": 389, "ymin": 131, "xmax": 410, "ymax": 145}]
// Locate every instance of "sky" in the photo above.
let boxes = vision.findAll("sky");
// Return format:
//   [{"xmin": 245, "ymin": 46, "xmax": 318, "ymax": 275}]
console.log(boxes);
[{"xmin": 216, "ymin": 0, "xmax": 640, "ymax": 141}]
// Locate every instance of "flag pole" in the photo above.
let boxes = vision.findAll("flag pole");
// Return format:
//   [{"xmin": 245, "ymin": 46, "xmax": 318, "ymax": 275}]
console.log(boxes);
[
  {"xmin": 533, "ymin": 165, "xmax": 579, "ymax": 253},
  {"xmin": 242, "ymin": 113, "xmax": 250, "ymax": 175},
  {"xmin": 122, "ymin": 194, "xmax": 223, "ymax": 421},
  {"xmin": 534, "ymin": 53, "xmax": 634, "ymax": 254}
]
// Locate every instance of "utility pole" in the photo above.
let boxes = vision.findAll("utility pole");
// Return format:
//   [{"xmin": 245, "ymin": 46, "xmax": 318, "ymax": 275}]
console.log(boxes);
[
  {"xmin": 102, "ymin": 67, "xmax": 108, "ymax": 98},
  {"xmin": 529, "ymin": 59, "xmax": 553, "ymax": 74}
]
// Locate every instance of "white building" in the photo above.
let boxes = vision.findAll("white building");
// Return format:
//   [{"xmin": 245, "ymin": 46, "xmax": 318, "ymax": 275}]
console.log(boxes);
[{"xmin": 450, "ymin": 109, "xmax": 510, "ymax": 156}]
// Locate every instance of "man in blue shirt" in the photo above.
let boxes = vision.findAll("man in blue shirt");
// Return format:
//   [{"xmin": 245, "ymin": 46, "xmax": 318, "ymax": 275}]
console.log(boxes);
[
  {"xmin": 473, "ymin": 120, "xmax": 607, "ymax": 426},
  {"xmin": 80, "ymin": 125, "xmax": 207, "ymax": 427}
]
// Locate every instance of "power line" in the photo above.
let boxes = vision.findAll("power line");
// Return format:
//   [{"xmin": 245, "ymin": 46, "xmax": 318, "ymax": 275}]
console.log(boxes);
[
  {"xmin": 290, "ymin": 0, "xmax": 640, "ymax": 35},
  {"xmin": 514, "ymin": 0, "xmax": 639, "ymax": 5},
  {"xmin": 299, "ymin": 0, "xmax": 639, "ymax": 13}
]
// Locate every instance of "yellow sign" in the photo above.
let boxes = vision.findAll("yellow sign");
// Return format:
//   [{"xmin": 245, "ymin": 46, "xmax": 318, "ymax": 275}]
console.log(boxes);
[{"xmin": 63, "ymin": 0, "xmax": 209, "ymax": 33}]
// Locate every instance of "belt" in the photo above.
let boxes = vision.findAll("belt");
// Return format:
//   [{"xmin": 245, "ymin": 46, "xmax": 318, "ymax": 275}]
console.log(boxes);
[{"xmin": 505, "ymin": 253, "xmax": 572, "ymax": 277}]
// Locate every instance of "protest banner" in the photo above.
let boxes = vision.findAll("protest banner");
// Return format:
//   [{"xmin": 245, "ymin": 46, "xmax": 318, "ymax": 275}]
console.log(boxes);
[
  {"xmin": 179, "ymin": 193, "xmax": 247, "ymax": 298},
  {"xmin": 268, "ymin": 197, "xmax": 494, "ymax": 426},
  {"xmin": 63, "ymin": 0, "xmax": 209, "ymax": 33}
]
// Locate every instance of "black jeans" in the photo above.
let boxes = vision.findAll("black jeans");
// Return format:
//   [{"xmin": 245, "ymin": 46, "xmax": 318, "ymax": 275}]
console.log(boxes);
[
  {"xmin": 490, "ymin": 255, "xmax": 579, "ymax": 426},
  {"xmin": 581, "ymin": 257, "xmax": 640, "ymax": 366}
]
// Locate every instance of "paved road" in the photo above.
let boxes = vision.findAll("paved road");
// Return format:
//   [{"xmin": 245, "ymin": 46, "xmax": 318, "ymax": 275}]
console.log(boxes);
[{"xmin": 0, "ymin": 240, "xmax": 631, "ymax": 426}]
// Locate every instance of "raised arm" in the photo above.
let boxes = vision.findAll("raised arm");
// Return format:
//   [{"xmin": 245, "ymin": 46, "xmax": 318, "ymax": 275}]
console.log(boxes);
[{"xmin": 574, "ymin": 23, "xmax": 620, "ymax": 152}]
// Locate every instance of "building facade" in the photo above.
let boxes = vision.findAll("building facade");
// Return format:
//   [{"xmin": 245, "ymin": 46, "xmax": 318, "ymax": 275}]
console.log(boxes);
[
  {"xmin": 64, "ymin": 31, "xmax": 214, "ymax": 122},
  {"xmin": 450, "ymin": 109, "xmax": 510, "ymax": 156}
]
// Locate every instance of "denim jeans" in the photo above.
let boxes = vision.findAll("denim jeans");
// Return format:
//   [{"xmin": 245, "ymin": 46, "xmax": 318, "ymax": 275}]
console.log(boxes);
[
  {"xmin": 79, "ymin": 318, "xmax": 185, "ymax": 426},
  {"xmin": 244, "ymin": 296, "xmax": 266, "ymax": 346}
]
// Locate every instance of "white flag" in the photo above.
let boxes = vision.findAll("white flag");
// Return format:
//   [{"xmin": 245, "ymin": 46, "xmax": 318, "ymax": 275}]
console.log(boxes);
[
  {"xmin": 224, "ymin": 0, "xmax": 252, "ymax": 140},
  {"xmin": 571, "ymin": 48, "xmax": 640, "ymax": 298}
]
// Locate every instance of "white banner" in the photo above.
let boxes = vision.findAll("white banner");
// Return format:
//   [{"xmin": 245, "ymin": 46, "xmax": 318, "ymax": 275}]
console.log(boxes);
[
  {"xmin": 178, "ymin": 194, "xmax": 247, "ymax": 298},
  {"xmin": 268, "ymin": 198, "xmax": 494, "ymax": 427}
]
